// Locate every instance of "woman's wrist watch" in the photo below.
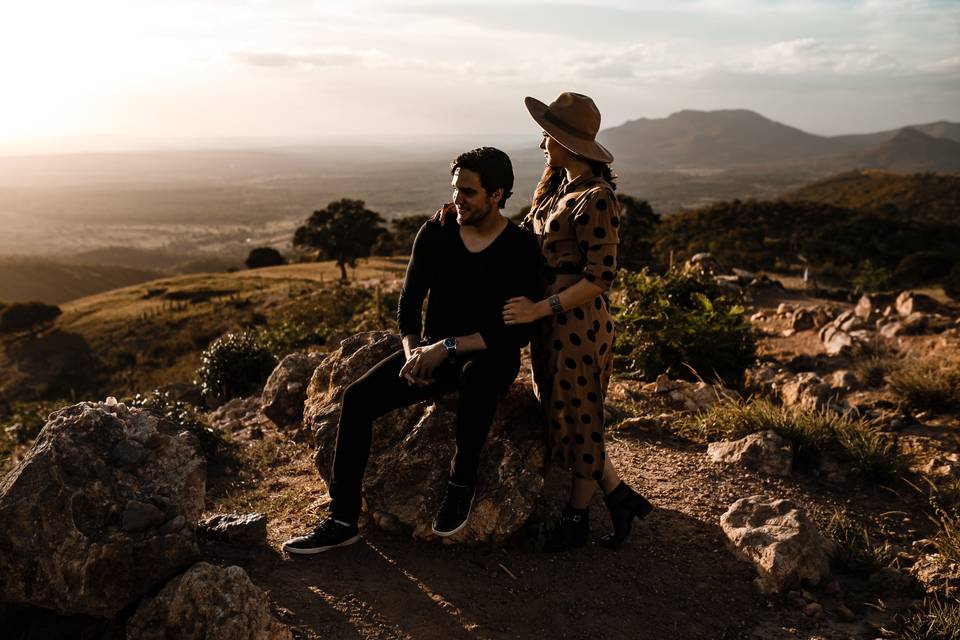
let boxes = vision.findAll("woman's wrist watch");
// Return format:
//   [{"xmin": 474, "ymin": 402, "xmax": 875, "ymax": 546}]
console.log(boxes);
[
  {"xmin": 548, "ymin": 295, "xmax": 564, "ymax": 315},
  {"xmin": 442, "ymin": 337, "xmax": 457, "ymax": 360}
]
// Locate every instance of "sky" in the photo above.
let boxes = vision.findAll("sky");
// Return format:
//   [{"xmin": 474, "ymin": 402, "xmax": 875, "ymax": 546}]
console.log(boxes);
[{"xmin": 0, "ymin": 0, "xmax": 957, "ymax": 151}]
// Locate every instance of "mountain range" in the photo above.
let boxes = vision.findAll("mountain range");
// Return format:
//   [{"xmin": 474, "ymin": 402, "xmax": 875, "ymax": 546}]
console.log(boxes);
[{"xmin": 597, "ymin": 109, "xmax": 960, "ymax": 172}]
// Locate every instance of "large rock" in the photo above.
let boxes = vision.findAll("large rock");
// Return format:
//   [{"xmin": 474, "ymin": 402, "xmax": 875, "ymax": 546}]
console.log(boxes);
[
  {"xmin": 779, "ymin": 372, "xmax": 832, "ymax": 411},
  {"xmin": 126, "ymin": 562, "xmax": 291, "ymax": 640},
  {"xmin": 303, "ymin": 331, "xmax": 546, "ymax": 543},
  {"xmin": 651, "ymin": 374, "xmax": 740, "ymax": 413},
  {"xmin": 707, "ymin": 431, "xmax": 793, "ymax": 476},
  {"xmin": 0, "ymin": 400, "xmax": 205, "ymax": 617},
  {"xmin": 855, "ymin": 293, "xmax": 897, "ymax": 321},
  {"xmin": 721, "ymin": 495, "xmax": 836, "ymax": 594},
  {"xmin": 683, "ymin": 252, "xmax": 730, "ymax": 276},
  {"xmin": 261, "ymin": 351, "xmax": 326, "ymax": 431}
]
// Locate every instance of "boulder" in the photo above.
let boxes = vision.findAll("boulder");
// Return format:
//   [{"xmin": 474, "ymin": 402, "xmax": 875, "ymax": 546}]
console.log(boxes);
[
  {"xmin": 896, "ymin": 291, "xmax": 941, "ymax": 317},
  {"xmin": 790, "ymin": 309, "xmax": 815, "ymax": 332},
  {"xmin": 721, "ymin": 495, "xmax": 837, "ymax": 594},
  {"xmin": 199, "ymin": 513, "xmax": 268, "ymax": 545},
  {"xmin": 819, "ymin": 325, "xmax": 855, "ymax": 357},
  {"xmin": 707, "ymin": 431, "xmax": 793, "ymax": 476},
  {"xmin": 261, "ymin": 351, "xmax": 326, "ymax": 431},
  {"xmin": 855, "ymin": 293, "xmax": 897, "ymax": 321},
  {"xmin": 208, "ymin": 396, "xmax": 267, "ymax": 435},
  {"xmin": 880, "ymin": 321, "xmax": 904, "ymax": 338},
  {"xmin": 0, "ymin": 400, "xmax": 205, "ymax": 617},
  {"xmin": 126, "ymin": 562, "xmax": 291, "ymax": 640},
  {"xmin": 910, "ymin": 555, "xmax": 960, "ymax": 596},
  {"xmin": 303, "ymin": 332, "xmax": 546, "ymax": 543},
  {"xmin": 828, "ymin": 369, "xmax": 859, "ymax": 392}
]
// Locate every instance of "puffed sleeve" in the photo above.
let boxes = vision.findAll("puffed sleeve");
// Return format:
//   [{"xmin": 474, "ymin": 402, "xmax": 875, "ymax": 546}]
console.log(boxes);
[{"xmin": 572, "ymin": 186, "xmax": 620, "ymax": 291}]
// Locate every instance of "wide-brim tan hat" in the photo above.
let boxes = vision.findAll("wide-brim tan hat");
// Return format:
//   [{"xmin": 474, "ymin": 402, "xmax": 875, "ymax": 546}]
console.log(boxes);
[{"xmin": 525, "ymin": 92, "xmax": 614, "ymax": 164}]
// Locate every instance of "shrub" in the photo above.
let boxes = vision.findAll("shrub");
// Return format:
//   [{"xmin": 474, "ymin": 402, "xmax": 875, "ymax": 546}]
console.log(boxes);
[
  {"xmin": 896, "ymin": 596, "xmax": 960, "ymax": 640},
  {"xmin": 820, "ymin": 509, "xmax": 896, "ymax": 574},
  {"xmin": 130, "ymin": 390, "xmax": 225, "ymax": 459},
  {"xmin": 613, "ymin": 268, "xmax": 756, "ymax": 386},
  {"xmin": 888, "ymin": 359, "xmax": 960, "ymax": 411},
  {"xmin": 855, "ymin": 356, "xmax": 895, "ymax": 388},
  {"xmin": 943, "ymin": 262, "xmax": 960, "ymax": 301},
  {"xmin": 678, "ymin": 397, "xmax": 901, "ymax": 480},
  {"xmin": 245, "ymin": 247, "xmax": 286, "ymax": 269},
  {"xmin": 196, "ymin": 331, "xmax": 277, "ymax": 406},
  {"xmin": 0, "ymin": 301, "xmax": 61, "ymax": 333},
  {"xmin": 893, "ymin": 251, "xmax": 954, "ymax": 288}
]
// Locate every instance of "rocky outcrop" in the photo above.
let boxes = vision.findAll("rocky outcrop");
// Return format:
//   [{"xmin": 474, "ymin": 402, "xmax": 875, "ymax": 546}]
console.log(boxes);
[
  {"xmin": 199, "ymin": 513, "xmax": 268, "ymax": 545},
  {"xmin": 208, "ymin": 396, "xmax": 269, "ymax": 439},
  {"xmin": 126, "ymin": 562, "xmax": 291, "ymax": 640},
  {"xmin": 0, "ymin": 399, "xmax": 205, "ymax": 617},
  {"xmin": 707, "ymin": 431, "xmax": 793, "ymax": 476},
  {"xmin": 303, "ymin": 331, "xmax": 546, "ymax": 543},
  {"xmin": 261, "ymin": 351, "xmax": 326, "ymax": 431},
  {"xmin": 721, "ymin": 495, "xmax": 836, "ymax": 594}
]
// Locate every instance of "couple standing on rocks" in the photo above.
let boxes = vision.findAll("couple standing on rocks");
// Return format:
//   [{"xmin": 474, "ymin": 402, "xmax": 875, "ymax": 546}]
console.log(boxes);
[{"xmin": 283, "ymin": 92, "xmax": 654, "ymax": 555}]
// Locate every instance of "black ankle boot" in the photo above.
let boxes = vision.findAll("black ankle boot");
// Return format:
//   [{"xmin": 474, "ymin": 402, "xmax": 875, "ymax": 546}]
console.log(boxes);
[
  {"xmin": 543, "ymin": 506, "xmax": 589, "ymax": 552},
  {"xmin": 599, "ymin": 482, "xmax": 653, "ymax": 549}
]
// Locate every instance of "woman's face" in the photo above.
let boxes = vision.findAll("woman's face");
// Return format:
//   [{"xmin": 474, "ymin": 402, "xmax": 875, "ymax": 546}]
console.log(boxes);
[{"xmin": 540, "ymin": 132, "xmax": 570, "ymax": 168}]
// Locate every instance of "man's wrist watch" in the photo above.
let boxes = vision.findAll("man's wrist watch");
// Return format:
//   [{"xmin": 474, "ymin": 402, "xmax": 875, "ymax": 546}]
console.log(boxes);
[{"xmin": 442, "ymin": 337, "xmax": 457, "ymax": 360}]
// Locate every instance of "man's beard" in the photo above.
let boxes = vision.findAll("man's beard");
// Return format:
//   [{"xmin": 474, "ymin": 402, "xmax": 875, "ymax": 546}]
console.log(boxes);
[{"xmin": 458, "ymin": 200, "xmax": 493, "ymax": 227}]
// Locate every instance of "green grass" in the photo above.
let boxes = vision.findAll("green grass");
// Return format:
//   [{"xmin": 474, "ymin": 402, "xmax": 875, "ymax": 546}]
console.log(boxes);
[
  {"xmin": 888, "ymin": 359, "xmax": 960, "ymax": 411},
  {"xmin": 896, "ymin": 596, "xmax": 960, "ymax": 640},
  {"xmin": 678, "ymin": 397, "xmax": 901, "ymax": 481},
  {"xmin": 819, "ymin": 508, "xmax": 897, "ymax": 574}
]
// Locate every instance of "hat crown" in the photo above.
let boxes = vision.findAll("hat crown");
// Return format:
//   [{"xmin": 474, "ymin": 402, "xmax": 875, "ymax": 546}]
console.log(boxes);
[{"xmin": 547, "ymin": 92, "xmax": 601, "ymax": 138}]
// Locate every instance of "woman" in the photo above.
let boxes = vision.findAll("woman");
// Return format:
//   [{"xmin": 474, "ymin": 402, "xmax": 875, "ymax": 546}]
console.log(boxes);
[{"xmin": 502, "ymin": 92, "xmax": 653, "ymax": 551}]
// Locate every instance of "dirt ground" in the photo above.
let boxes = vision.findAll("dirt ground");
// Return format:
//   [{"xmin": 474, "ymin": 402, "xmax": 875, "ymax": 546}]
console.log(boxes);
[{"xmin": 198, "ymin": 284, "xmax": 959, "ymax": 640}]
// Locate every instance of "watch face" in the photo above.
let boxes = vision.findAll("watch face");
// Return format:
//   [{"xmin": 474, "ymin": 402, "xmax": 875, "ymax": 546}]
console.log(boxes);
[{"xmin": 443, "ymin": 338, "xmax": 456, "ymax": 350}]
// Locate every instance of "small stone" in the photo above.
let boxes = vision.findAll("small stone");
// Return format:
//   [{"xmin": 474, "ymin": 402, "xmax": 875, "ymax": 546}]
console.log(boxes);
[
  {"xmin": 835, "ymin": 604, "xmax": 856, "ymax": 622},
  {"xmin": 802, "ymin": 602, "xmax": 823, "ymax": 617},
  {"xmin": 122, "ymin": 500, "xmax": 166, "ymax": 532}
]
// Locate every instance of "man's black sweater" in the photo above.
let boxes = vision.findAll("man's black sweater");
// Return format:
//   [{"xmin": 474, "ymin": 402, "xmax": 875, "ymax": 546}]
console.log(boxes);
[{"xmin": 397, "ymin": 217, "xmax": 543, "ymax": 353}]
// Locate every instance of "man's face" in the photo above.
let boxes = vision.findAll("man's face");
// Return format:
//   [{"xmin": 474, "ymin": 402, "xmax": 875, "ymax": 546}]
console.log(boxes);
[{"xmin": 451, "ymin": 167, "xmax": 497, "ymax": 226}]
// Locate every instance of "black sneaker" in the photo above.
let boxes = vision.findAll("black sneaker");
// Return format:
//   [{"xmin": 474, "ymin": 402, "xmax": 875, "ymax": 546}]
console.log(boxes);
[
  {"xmin": 282, "ymin": 516, "xmax": 360, "ymax": 555},
  {"xmin": 432, "ymin": 482, "xmax": 475, "ymax": 537}
]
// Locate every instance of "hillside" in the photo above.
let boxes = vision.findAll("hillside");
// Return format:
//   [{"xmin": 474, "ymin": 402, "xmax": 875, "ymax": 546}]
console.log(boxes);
[
  {"xmin": 849, "ymin": 127, "xmax": 960, "ymax": 172},
  {"xmin": 0, "ymin": 257, "xmax": 166, "ymax": 304},
  {"xmin": 784, "ymin": 169, "xmax": 960, "ymax": 223},
  {"xmin": 0, "ymin": 258, "xmax": 407, "ymax": 404}
]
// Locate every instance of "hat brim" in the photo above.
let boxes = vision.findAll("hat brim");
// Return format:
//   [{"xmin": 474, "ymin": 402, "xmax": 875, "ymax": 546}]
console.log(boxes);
[{"xmin": 524, "ymin": 96, "xmax": 614, "ymax": 164}]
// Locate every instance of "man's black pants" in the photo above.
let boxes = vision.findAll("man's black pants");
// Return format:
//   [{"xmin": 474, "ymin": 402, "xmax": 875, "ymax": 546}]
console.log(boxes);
[{"xmin": 329, "ymin": 347, "xmax": 521, "ymax": 524}]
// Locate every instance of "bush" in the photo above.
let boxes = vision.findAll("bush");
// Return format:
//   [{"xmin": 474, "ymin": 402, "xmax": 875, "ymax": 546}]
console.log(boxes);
[
  {"xmin": 613, "ymin": 268, "xmax": 756, "ymax": 386},
  {"xmin": 893, "ymin": 251, "xmax": 954, "ymax": 288},
  {"xmin": 888, "ymin": 359, "xmax": 960, "ymax": 411},
  {"xmin": 195, "ymin": 331, "xmax": 277, "ymax": 406},
  {"xmin": 245, "ymin": 247, "xmax": 286, "ymax": 269},
  {"xmin": 896, "ymin": 596, "xmax": 960, "ymax": 640},
  {"xmin": 943, "ymin": 262, "xmax": 960, "ymax": 301},
  {"xmin": 0, "ymin": 301, "xmax": 61, "ymax": 333},
  {"xmin": 678, "ymin": 397, "xmax": 901, "ymax": 481},
  {"xmin": 130, "ymin": 390, "xmax": 225, "ymax": 459}
]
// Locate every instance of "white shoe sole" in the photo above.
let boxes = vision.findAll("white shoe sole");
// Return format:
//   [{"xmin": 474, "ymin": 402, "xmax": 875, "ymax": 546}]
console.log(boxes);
[
  {"xmin": 431, "ymin": 495, "xmax": 474, "ymax": 537},
  {"xmin": 282, "ymin": 533, "xmax": 361, "ymax": 555}
]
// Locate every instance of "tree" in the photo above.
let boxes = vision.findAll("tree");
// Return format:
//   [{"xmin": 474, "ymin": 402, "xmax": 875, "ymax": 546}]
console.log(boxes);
[
  {"xmin": 245, "ymin": 247, "xmax": 287, "ymax": 269},
  {"xmin": 371, "ymin": 214, "xmax": 430, "ymax": 256},
  {"xmin": 0, "ymin": 301, "xmax": 62, "ymax": 334},
  {"xmin": 293, "ymin": 199, "xmax": 386, "ymax": 280},
  {"xmin": 616, "ymin": 194, "xmax": 660, "ymax": 270}
]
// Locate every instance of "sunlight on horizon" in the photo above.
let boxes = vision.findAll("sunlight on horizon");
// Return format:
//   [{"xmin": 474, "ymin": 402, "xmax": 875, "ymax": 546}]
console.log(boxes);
[{"xmin": 1, "ymin": 0, "xmax": 957, "ymax": 151}]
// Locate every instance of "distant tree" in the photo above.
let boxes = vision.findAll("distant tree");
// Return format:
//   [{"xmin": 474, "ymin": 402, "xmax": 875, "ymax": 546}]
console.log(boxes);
[
  {"xmin": 616, "ymin": 194, "xmax": 661, "ymax": 270},
  {"xmin": 372, "ymin": 214, "xmax": 430, "ymax": 256},
  {"xmin": 245, "ymin": 247, "xmax": 287, "ymax": 270},
  {"xmin": 294, "ymin": 199, "xmax": 386, "ymax": 280},
  {"xmin": 0, "ymin": 301, "xmax": 61, "ymax": 334}
]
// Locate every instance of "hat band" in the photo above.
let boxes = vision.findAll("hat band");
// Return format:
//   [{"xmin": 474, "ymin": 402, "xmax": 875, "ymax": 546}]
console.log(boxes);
[{"xmin": 544, "ymin": 109, "xmax": 596, "ymax": 142}]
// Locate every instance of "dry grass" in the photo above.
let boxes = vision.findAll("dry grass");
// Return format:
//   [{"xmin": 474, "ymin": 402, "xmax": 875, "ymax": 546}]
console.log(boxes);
[
  {"xmin": 896, "ymin": 596, "xmax": 960, "ymax": 640},
  {"xmin": 888, "ymin": 359, "xmax": 960, "ymax": 411},
  {"xmin": 677, "ymin": 397, "xmax": 901, "ymax": 481},
  {"xmin": 819, "ymin": 508, "xmax": 897, "ymax": 575}
]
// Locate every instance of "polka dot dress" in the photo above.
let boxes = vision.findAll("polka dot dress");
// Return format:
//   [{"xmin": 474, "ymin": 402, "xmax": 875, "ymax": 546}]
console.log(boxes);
[{"xmin": 523, "ymin": 174, "xmax": 620, "ymax": 481}]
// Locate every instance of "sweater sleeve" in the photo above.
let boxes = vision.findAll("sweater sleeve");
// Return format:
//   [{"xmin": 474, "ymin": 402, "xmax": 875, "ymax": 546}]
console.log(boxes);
[
  {"xmin": 397, "ymin": 221, "xmax": 434, "ymax": 337},
  {"xmin": 572, "ymin": 186, "xmax": 620, "ymax": 292}
]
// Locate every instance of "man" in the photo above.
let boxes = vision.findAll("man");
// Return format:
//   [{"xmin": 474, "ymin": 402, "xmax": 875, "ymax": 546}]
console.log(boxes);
[{"xmin": 283, "ymin": 147, "xmax": 543, "ymax": 554}]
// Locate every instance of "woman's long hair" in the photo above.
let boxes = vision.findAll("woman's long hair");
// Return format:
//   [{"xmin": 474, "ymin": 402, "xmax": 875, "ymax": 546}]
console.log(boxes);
[{"xmin": 531, "ymin": 158, "xmax": 617, "ymax": 211}]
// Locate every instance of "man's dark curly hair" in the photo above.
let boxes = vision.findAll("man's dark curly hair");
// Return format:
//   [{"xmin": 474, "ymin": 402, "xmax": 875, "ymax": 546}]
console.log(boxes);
[{"xmin": 450, "ymin": 147, "xmax": 514, "ymax": 209}]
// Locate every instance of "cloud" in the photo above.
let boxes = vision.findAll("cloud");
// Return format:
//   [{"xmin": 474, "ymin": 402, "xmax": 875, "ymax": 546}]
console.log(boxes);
[
  {"xmin": 743, "ymin": 38, "xmax": 904, "ymax": 74},
  {"xmin": 231, "ymin": 48, "xmax": 384, "ymax": 68}
]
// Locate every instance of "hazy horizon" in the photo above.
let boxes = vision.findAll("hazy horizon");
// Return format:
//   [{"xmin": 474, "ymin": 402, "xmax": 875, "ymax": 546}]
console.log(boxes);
[{"xmin": 2, "ymin": 0, "xmax": 957, "ymax": 155}]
